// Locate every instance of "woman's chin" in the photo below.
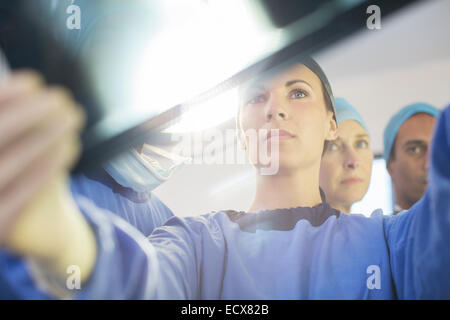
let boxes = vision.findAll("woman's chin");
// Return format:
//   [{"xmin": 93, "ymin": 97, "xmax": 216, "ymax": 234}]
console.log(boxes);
[{"xmin": 338, "ymin": 193, "xmax": 365, "ymax": 208}]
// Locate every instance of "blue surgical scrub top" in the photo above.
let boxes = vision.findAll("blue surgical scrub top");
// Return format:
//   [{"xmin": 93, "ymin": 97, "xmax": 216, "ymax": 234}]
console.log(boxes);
[
  {"xmin": 70, "ymin": 169, "xmax": 174, "ymax": 237},
  {"xmin": 0, "ymin": 169, "xmax": 174, "ymax": 299}
]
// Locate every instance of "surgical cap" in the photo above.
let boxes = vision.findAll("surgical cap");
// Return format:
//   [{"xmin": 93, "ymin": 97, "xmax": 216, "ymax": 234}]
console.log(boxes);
[
  {"xmin": 383, "ymin": 102, "xmax": 440, "ymax": 163},
  {"xmin": 334, "ymin": 97, "xmax": 368, "ymax": 132}
]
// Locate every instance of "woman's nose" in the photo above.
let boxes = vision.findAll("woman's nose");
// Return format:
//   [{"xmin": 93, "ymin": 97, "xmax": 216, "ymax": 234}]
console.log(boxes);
[
  {"xmin": 265, "ymin": 96, "xmax": 288, "ymax": 121},
  {"xmin": 344, "ymin": 149, "xmax": 361, "ymax": 169}
]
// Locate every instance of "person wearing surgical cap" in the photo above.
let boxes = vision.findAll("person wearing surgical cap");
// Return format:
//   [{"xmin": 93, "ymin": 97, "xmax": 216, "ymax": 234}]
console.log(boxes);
[
  {"xmin": 384, "ymin": 103, "xmax": 440, "ymax": 213},
  {"xmin": 320, "ymin": 98, "xmax": 373, "ymax": 213},
  {"xmin": 0, "ymin": 0, "xmax": 179, "ymax": 299}
]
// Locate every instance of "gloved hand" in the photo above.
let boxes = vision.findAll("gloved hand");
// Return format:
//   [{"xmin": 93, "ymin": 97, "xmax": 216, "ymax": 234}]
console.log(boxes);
[{"xmin": 0, "ymin": 70, "xmax": 96, "ymax": 283}]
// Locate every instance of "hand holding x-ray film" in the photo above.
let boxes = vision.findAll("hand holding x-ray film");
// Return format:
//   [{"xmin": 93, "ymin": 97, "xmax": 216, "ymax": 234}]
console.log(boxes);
[{"xmin": 0, "ymin": 67, "xmax": 96, "ymax": 282}]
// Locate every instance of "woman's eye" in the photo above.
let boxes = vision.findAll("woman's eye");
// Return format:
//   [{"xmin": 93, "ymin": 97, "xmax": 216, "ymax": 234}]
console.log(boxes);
[
  {"xmin": 247, "ymin": 94, "xmax": 266, "ymax": 104},
  {"xmin": 289, "ymin": 89, "xmax": 307, "ymax": 99},
  {"xmin": 246, "ymin": 94, "xmax": 266, "ymax": 105},
  {"xmin": 356, "ymin": 140, "xmax": 369, "ymax": 149},
  {"xmin": 328, "ymin": 143, "xmax": 339, "ymax": 151}
]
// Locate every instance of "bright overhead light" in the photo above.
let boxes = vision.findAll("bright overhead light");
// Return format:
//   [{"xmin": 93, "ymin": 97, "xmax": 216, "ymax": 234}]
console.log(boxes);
[
  {"xmin": 164, "ymin": 89, "xmax": 238, "ymax": 133},
  {"xmin": 130, "ymin": 0, "xmax": 285, "ymax": 131}
]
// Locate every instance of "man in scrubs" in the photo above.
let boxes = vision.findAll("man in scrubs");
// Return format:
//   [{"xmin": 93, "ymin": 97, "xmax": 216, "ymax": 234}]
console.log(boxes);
[{"xmin": 383, "ymin": 103, "xmax": 440, "ymax": 213}]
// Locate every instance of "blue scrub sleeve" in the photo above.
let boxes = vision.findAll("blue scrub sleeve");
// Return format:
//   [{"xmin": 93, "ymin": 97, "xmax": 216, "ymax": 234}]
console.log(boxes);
[
  {"xmin": 0, "ymin": 250, "xmax": 53, "ymax": 299},
  {"xmin": 0, "ymin": 197, "xmax": 162, "ymax": 300},
  {"xmin": 0, "ymin": 173, "xmax": 174, "ymax": 299},
  {"xmin": 70, "ymin": 171, "xmax": 175, "ymax": 237},
  {"xmin": 384, "ymin": 105, "xmax": 450, "ymax": 299},
  {"xmin": 76, "ymin": 197, "xmax": 225, "ymax": 299},
  {"xmin": 73, "ymin": 197, "xmax": 160, "ymax": 299}
]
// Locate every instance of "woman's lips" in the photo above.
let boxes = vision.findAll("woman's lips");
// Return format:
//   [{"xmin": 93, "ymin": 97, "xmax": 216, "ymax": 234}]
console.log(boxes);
[
  {"xmin": 266, "ymin": 129, "xmax": 295, "ymax": 142},
  {"xmin": 341, "ymin": 177, "xmax": 364, "ymax": 185}
]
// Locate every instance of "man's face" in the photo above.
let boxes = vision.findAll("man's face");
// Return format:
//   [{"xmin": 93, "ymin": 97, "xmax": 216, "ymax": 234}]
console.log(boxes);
[{"xmin": 387, "ymin": 113, "xmax": 436, "ymax": 208}]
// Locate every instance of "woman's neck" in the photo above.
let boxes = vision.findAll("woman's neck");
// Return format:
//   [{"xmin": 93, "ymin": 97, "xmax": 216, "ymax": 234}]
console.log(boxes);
[
  {"xmin": 328, "ymin": 202, "xmax": 351, "ymax": 214},
  {"xmin": 248, "ymin": 166, "xmax": 323, "ymax": 213}
]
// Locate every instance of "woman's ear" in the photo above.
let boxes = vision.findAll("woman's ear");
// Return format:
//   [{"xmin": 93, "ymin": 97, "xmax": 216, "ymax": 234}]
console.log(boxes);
[{"xmin": 325, "ymin": 115, "xmax": 338, "ymax": 141}]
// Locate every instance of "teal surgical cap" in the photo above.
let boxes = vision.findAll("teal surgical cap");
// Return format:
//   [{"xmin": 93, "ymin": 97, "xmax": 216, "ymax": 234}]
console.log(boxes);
[
  {"xmin": 334, "ymin": 97, "xmax": 368, "ymax": 132},
  {"xmin": 383, "ymin": 102, "xmax": 440, "ymax": 163}
]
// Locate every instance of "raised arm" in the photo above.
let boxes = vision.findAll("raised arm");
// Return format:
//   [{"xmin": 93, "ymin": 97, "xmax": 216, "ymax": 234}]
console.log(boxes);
[
  {"xmin": 0, "ymin": 70, "xmax": 224, "ymax": 300},
  {"xmin": 384, "ymin": 105, "xmax": 450, "ymax": 299},
  {"xmin": 0, "ymin": 71, "xmax": 96, "ymax": 287},
  {"xmin": 71, "ymin": 199, "xmax": 219, "ymax": 299}
]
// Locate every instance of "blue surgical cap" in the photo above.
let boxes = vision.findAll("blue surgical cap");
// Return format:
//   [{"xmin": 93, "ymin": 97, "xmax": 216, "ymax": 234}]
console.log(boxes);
[
  {"xmin": 334, "ymin": 97, "xmax": 368, "ymax": 132},
  {"xmin": 383, "ymin": 102, "xmax": 440, "ymax": 163}
]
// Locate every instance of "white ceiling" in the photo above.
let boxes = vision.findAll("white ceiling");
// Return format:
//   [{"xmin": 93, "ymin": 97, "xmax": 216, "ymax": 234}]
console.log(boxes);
[
  {"xmin": 315, "ymin": 0, "xmax": 450, "ymax": 154},
  {"xmin": 153, "ymin": 0, "xmax": 450, "ymax": 217}
]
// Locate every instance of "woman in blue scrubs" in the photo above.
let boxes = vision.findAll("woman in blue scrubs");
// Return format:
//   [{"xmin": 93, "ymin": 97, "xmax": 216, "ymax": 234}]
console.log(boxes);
[
  {"xmin": 319, "ymin": 98, "xmax": 374, "ymax": 213},
  {"xmin": 1, "ymin": 56, "xmax": 449, "ymax": 299}
]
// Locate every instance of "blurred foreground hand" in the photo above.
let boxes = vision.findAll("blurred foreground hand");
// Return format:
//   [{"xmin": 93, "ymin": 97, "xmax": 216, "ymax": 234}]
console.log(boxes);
[{"xmin": 0, "ymin": 71, "xmax": 96, "ymax": 283}]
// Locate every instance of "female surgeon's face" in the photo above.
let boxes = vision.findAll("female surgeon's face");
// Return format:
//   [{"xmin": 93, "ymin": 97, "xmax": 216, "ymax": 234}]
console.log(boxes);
[
  {"xmin": 238, "ymin": 63, "xmax": 337, "ymax": 173},
  {"xmin": 319, "ymin": 120, "xmax": 374, "ymax": 209}
]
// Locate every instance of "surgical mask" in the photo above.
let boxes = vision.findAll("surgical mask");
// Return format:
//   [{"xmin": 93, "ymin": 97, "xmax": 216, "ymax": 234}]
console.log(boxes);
[{"xmin": 103, "ymin": 144, "xmax": 190, "ymax": 193}]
